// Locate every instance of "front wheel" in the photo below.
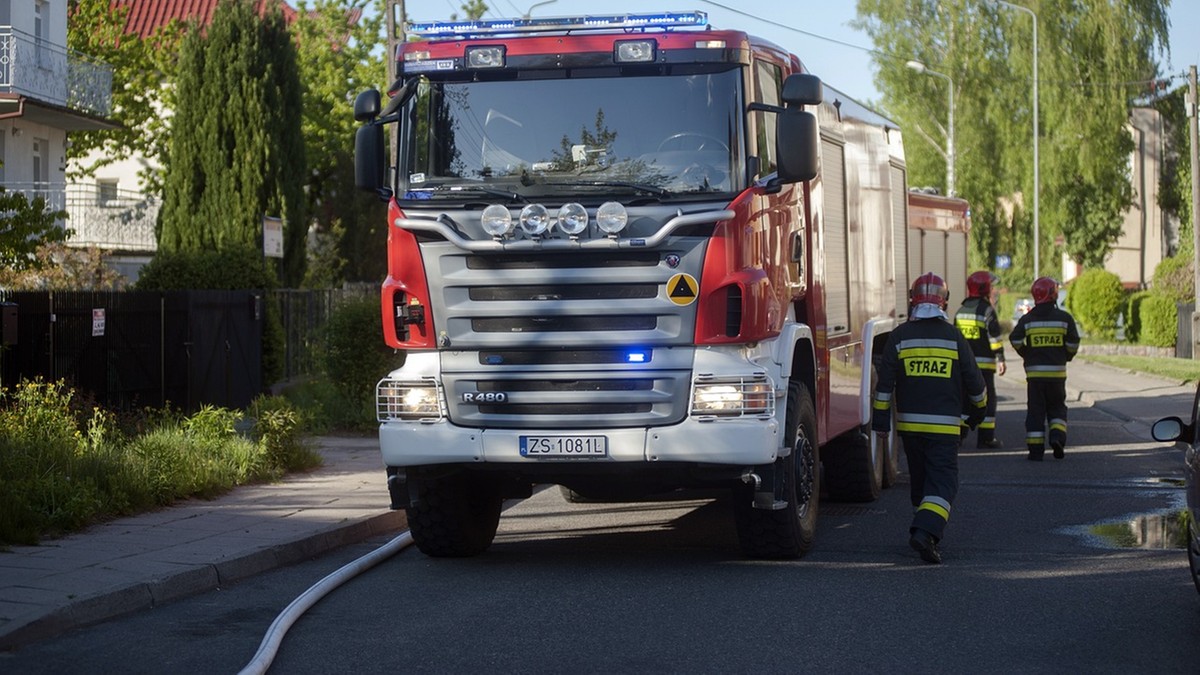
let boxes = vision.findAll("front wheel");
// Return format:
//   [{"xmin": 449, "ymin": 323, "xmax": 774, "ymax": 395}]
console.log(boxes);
[
  {"xmin": 734, "ymin": 381, "xmax": 819, "ymax": 559},
  {"xmin": 406, "ymin": 469, "xmax": 503, "ymax": 557}
]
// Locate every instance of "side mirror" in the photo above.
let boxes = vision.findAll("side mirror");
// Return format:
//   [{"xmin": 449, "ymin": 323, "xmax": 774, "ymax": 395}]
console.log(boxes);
[
  {"xmin": 776, "ymin": 109, "xmax": 818, "ymax": 183},
  {"xmin": 355, "ymin": 123, "xmax": 385, "ymax": 193},
  {"xmin": 1152, "ymin": 416, "xmax": 1189, "ymax": 443},
  {"xmin": 354, "ymin": 89, "xmax": 381, "ymax": 122},
  {"xmin": 782, "ymin": 73, "xmax": 822, "ymax": 106}
]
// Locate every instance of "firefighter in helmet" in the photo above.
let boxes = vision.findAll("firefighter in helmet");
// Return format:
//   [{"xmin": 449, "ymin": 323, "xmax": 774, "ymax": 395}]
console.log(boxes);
[
  {"xmin": 1009, "ymin": 277, "xmax": 1080, "ymax": 460},
  {"xmin": 955, "ymin": 271, "xmax": 1007, "ymax": 448},
  {"xmin": 872, "ymin": 272, "xmax": 988, "ymax": 564}
]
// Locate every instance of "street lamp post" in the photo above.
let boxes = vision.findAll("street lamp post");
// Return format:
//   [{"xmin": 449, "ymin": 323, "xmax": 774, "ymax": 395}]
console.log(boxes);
[
  {"xmin": 523, "ymin": 0, "xmax": 557, "ymax": 18},
  {"xmin": 906, "ymin": 60, "xmax": 955, "ymax": 198},
  {"xmin": 993, "ymin": 0, "xmax": 1039, "ymax": 278}
]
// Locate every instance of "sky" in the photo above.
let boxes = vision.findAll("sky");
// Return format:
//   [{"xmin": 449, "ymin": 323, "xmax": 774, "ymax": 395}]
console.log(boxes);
[{"xmin": 399, "ymin": 0, "xmax": 1200, "ymax": 106}]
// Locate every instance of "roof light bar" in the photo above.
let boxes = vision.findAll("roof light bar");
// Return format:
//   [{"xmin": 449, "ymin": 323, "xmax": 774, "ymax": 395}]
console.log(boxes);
[{"xmin": 408, "ymin": 11, "xmax": 708, "ymax": 39}]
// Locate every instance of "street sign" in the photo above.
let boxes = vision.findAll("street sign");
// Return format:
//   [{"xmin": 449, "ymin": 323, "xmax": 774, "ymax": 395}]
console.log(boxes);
[
  {"xmin": 263, "ymin": 216, "xmax": 284, "ymax": 259},
  {"xmin": 995, "ymin": 254, "xmax": 1012, "ymax": 270}
]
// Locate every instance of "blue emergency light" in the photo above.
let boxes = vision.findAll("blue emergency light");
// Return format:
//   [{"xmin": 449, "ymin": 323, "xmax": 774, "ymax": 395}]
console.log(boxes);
[{"xmin": 408, "ymin": 11, "xmax": 708, "ymax": 39}]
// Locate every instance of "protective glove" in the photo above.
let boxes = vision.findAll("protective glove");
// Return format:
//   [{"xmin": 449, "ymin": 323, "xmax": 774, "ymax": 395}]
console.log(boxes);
[
  {"xmin": 964, "ymin": 407, "xmax": 985, "ymax": 430},
  {"xmin": 871, "ymin": 407, "xmax": 891, "ymax": 434}
]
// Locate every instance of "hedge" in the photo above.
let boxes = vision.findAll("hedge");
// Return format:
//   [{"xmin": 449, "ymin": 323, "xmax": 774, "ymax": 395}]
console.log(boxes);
[{"xmin": 1066, "ymin": 269, "xmax": 1124, "ymax": 339}]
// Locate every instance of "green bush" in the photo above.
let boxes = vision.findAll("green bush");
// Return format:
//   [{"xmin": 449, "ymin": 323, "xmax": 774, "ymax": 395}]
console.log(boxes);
[
  {"xmin": 1152, "ymin": 254, "xmax": 1193, "ymax": 304},
  {"xmin": 249, "ymin": 395, "xmax": 322, "ymax": 472},
  {"xmin": 1139, "ymin": 294, "xmax": 1178, "ymax": 348},
  {"xmin": 321, "ymin": 298, "xmax": 405, "ymax": 415},
  {"xmin": 1066, "ymin": 269, "xmax": 1125, "ymax": 339},
  {"xmin": 0, "ymin": 379, "xmax": 322, "ymax": 547},
  {"xmin": 135, "ymin": 245, "xmax": 285, "ymax": 385},
  {"xmin": 1124, "ymin": 290, "xmax": 1151, "ymax": 343}
]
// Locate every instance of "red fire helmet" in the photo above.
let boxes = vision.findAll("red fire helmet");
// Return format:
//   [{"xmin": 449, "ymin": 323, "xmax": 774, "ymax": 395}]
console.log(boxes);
[
  {"xmin": 1031, "ymin": 277, "xmax": 1059, "ymax": 305},
  {"xmin": 910, "ymin": 272, "xmax": 950, "ymax": 308},
  {"xmin": 966, "ymin": 271, "xmax": 997, "ymax": 298}
]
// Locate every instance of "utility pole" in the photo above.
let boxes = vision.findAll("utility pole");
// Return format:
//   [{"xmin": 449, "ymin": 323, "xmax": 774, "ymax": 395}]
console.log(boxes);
[
  {"xmin": 1190, "ymin": 65, "xmax": 1200, "ymax": 358},
  {"xmin": 386, "ymin": 0, "xmax": 405, "ymax": 85}
]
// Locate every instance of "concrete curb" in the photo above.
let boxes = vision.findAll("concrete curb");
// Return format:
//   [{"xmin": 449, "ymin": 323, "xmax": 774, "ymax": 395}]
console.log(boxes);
[{"xmin": 0, "ymin": 510, "xmax": 405, "ymax": 651}]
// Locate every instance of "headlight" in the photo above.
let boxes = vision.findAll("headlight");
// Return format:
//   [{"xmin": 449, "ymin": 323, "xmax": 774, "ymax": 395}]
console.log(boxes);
[
  {"xmin": 692, "ymin": 378, "xmax": 774, "ymax": 417},
  {"xmin": 557, "ymin": 202, "xmax": 589, "ymax": 235},
  {"xmin": 519, "ymin": 203, "xmax": 551, "ymax": 236},
  {"xmin": 596, "ymin": 201, "xmax": 628, "ymax": 235},
  {"xmin": 481, "ymin": 204, "xmax": 513, "ymax": 237},
  {"xmin": 377, "ymin": 380, "xmax": 444, "ymax": 421}
]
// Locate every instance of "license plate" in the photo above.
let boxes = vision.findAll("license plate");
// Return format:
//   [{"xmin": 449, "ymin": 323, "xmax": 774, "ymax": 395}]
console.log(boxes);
[{"xmin": 520, "ymin": 435, "xmax": 608, "ymax": 457}]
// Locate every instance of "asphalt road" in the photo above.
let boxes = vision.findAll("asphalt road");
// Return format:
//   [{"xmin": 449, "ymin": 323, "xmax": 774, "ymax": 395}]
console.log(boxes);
[{"xmin": 3, "ymin": 376, "xmax": 1199, "ymax": 674}]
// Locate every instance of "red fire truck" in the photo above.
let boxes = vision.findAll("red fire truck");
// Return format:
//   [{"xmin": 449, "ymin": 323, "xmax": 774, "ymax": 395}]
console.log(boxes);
[{"xmin": 353, "ymin": 11, "xmax": 913, "ymax": 559}]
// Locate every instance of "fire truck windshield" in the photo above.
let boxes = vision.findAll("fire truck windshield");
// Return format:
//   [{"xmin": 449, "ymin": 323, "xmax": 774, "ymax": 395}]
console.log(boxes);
[{"xmin": 402, "ymin": 69, "xmax": 743, "ymax": 201}]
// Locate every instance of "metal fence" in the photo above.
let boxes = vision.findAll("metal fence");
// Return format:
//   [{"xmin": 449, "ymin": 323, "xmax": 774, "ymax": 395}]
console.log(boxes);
[
  {"xmin": 0, "ymin": 286, "xmax": 380, "ymax": 410},
  {"xmin": 0, "ymin": 290, "xmax": 262, "ymax": 412},
  {"xmin": 270, "ymin": 284, "xmax": 376, "ymax": 381}
]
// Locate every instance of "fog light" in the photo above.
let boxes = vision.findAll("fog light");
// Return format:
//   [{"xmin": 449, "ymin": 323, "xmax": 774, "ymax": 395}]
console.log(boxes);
[
  {"xmin": 596, "ymin": 201, "xmax": 627, "ymax": 235},
  {"xmin": 466, "ymin": 46, "xmax": 505, "ymax": 68},
  {"xmin": 615, "ymin": 40, "xmax": 656, "ymax": 63},
  {"xmin": 557, "ymin": 202, "xmax": 588, "ymax": 235},
  {"xmin": 481, "ymin": 204, "xmax": 513, "ymax": 237},
  {"xmin": 519, "ymin": 203, "xmax": 551, "ymax": 236}
]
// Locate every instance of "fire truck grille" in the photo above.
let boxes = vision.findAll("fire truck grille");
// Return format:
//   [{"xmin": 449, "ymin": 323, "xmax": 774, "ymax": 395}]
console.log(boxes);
[
  {"xmin": 472, "ymin": 316, "xmax": 657, "ymax": 333},
  {"xmin": 441, "ymin": 369, "xmax": 692, "ymax": 429},
  {"xmin": 423, "ymin": 236, "xmax": 706, "ymax": 428}
]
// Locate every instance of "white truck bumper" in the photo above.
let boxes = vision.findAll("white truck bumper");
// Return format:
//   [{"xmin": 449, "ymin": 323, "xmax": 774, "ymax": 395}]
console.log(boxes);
[{"xmin": 378, "ymin": 416, "xmax": 780, "ymax": 467}]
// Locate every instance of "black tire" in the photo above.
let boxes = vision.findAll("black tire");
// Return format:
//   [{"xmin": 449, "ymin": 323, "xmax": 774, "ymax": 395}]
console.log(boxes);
[
  {"xmin": 823, "ymin": 430, "xmax": 883, "ymax": 503},
  {"xmin": 734, "ymin": 381, "xmax": 819, "ymax": 559},
  {"xmin": 406, "ymin": 470, "xmax": 502, "ymax": 557}
]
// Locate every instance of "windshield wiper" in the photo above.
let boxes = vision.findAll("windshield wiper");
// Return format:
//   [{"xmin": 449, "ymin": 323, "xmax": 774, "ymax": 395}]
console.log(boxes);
[
  {"xmin": 403, "ymin": 183, "xmax": 528, "ymax": 203},
  {"xmin": 540, "ymin": 180, "xmax": 671, "ymax": 197}
]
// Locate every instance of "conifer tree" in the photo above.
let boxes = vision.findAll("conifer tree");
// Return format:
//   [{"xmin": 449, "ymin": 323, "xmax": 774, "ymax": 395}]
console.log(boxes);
[{"xmin": 159, "ymin": 0, "xmax": 307, "ymax": 286}]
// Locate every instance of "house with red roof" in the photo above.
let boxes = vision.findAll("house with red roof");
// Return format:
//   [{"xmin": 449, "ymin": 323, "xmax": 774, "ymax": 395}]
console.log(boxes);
[{"xmin": 62, "ymin": 0, "xmax": 297, "ymax": 279}]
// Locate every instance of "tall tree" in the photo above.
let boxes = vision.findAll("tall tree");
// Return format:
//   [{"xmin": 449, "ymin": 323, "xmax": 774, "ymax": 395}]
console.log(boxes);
[
  {"xmin": 292, "ymin": 0, "xmax": 387, "ymax": 284},
  {"xmin": 855, "ymin": 0, "xmax": 1169, "ymax": 277},
  {"xmin": 159, "ymin": 0, "xmax": 307, "ymax": 286},
  {"xmin": 66, "ymin": 0, "xmax": 182, "ymax": 194}
]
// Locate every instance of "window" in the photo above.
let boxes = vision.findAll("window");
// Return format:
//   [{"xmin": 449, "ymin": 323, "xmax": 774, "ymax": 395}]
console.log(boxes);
[
  {"xmin": 35, "ymin": 0, "xmax": 50, "ymax": 67},
  {"xmin": 752, "ymin": 60, "xmax": 783, "ymax": 179},
  {"xmin": 98, "ymin": 178, "xmax": 119, "ymax": 205},
  {"xmin": 33, "ymin": 137, "xmax": 49, "ymax": 182}
]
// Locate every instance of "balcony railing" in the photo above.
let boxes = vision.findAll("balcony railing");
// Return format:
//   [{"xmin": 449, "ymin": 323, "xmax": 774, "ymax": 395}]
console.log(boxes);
[
  {"xmin": 0, "ymin": 26, "xmax": 113, "ymax": 117},
  {"xmin": 1, "ymin": 181, "xmax": 159, "ymax": 252},
  {"xmin": 64, "ymin": 183, "xmax": 159, "ymax": 252},
  {"xmin": 1, "ymin": 181, "xmax": 65, "ymax": 212}
]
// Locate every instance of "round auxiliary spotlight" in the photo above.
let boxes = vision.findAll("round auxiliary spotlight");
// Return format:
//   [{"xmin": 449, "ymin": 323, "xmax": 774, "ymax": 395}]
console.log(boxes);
[
  {"xmin": 519, "ymin": 203, "xmax": 551, "ymax": 236},
  {"xmin": 596, "ymin": 201, "xmax": 628, "ymax": 235},
  {"xmin": 481, "ymin": 204, "xmax": 513, "ymax": 237},
  {"xmin": 557, "ymin": 202, "xmax": 589, "ymax": 236}
]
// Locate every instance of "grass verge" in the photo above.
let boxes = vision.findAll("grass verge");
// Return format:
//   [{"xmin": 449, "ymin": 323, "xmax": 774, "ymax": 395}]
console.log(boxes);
[{"xmin": 1076, "ymin": 353, "xmax": 1200, "ymax": 383}]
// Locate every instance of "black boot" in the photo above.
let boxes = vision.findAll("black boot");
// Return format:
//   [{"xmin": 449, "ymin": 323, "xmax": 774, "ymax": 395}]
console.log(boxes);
[{"xmin": 909, "ymin": 529, "xmax": 942, "ymax": 564}]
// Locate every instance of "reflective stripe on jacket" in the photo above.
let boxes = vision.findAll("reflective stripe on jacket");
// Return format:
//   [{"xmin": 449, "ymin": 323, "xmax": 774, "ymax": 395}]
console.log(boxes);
[{"xmin": 873, "ymin": 317, "xmax": 987, "ymax": 437}]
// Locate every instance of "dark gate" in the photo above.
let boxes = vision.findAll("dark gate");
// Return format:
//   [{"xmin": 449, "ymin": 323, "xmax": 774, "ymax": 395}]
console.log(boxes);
[{"xmin": 0, "ymin": 290, "xmax": 262, "ymax": 411}]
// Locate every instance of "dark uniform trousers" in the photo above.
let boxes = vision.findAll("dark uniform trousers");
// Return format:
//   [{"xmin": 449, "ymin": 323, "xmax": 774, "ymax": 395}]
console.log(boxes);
[
  {"xmin": 963, "ymin": 369, "xmax": 999, "ymax": 444},
  {"xmin": 901, "ymin": 434, "xmax": 958, "ymax": 541},
  {"xmin": 1025, "ymin": 378, "xmax": 1067, "ymax": 459},
  {"xmin": 874, "ymin": 318, "xmax": 986, "ymax": 545}
]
